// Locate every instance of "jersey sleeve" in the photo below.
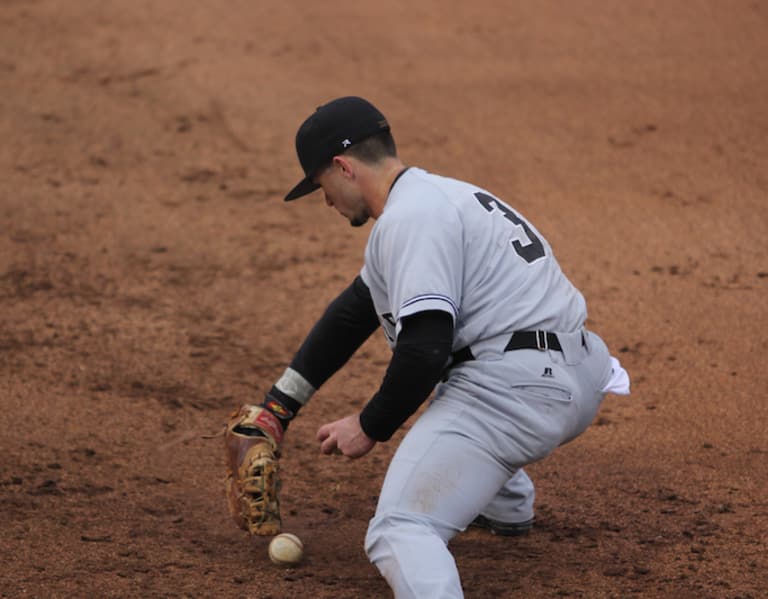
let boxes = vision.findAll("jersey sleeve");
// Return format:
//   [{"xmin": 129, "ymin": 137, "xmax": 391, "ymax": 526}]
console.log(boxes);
[{"xmin": 369, "ymin": 197, "xmax": 463, "ymax": 334}]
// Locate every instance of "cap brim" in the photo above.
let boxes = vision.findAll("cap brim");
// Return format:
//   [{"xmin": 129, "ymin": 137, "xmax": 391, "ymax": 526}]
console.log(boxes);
[{"xmin": 284, "ymin": 176, "xmax": 320, "ymax": 201}]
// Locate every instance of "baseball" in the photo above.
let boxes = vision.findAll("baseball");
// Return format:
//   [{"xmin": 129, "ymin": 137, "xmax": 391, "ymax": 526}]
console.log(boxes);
[{"xmin": 268, "ymin": 533, "xmax": 304, "ymax": 566}]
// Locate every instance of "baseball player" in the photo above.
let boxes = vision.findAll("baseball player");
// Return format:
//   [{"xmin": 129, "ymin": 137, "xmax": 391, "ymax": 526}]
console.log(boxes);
[{"xmin": 224, "ymin": 96, "xmax": 630, "ymax": 598}]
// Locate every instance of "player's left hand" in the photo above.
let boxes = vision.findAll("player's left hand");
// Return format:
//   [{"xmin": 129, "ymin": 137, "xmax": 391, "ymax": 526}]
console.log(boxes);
[{"xmin": 317, "ymin": 414, "xmax": 376, "ymax": 459}]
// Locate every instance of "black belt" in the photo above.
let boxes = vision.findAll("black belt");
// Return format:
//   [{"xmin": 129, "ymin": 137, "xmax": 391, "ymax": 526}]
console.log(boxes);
[{"xmin": 450, "ymin": 331, "xmax": 563, "ymax": 368}]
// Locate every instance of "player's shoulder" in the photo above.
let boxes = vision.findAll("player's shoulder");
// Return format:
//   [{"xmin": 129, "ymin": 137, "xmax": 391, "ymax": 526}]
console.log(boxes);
[
  {"xmin": 396, "ymin": 167, "xmax": 474, "ymax": 195},
  {"xmin": 384, "ymin": 168, "xmax": 470, "ymax": 217}
]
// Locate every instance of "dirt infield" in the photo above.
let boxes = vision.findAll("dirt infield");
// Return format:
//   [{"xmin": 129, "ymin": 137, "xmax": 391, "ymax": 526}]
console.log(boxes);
[{"xmin": 1, "ymin": 1, "xmax": 766, "ymax": 597}]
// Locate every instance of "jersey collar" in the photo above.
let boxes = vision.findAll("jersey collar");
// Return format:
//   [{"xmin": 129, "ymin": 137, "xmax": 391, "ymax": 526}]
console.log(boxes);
[{"xmin": 389, "ymin": 167, "xmax": 411, "ymax": 193}]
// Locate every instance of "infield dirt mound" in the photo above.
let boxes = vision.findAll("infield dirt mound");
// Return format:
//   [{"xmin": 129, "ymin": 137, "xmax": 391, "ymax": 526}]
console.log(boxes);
[{"xmin": 1, "ymin": 1, "xmax": 766, "ymax": 597}]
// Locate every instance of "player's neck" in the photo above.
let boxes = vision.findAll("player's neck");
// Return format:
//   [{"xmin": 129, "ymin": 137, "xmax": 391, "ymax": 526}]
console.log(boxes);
[{"xmin": 364, "ymin": 158, "xmax": 406, "ymax": 219}]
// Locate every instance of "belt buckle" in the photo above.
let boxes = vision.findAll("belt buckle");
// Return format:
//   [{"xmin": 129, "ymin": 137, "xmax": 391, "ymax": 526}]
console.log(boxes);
[{"xmin": 535, "ymin": 330, "xmax": 548, "ymax": 351}]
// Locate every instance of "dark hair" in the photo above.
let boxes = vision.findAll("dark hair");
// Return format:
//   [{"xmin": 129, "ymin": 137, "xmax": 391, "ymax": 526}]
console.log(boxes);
[
  {"xmin": 343, "ymin": 131, "xmax": 397, "ymax": 164},
  {"xmin": 313, "ymin": 131, "xmax": 397, "ymax": 180}
]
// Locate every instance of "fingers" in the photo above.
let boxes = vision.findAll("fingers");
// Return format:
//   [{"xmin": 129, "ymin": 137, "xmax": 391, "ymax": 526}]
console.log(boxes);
[
  {"xmin": 317, "ymin": 415, "xmax": 366, "ymax": 457},
  {"xmin": 320, "ymin": 436, "xmax": 339, "ymax": 455},
  {"xmin": 317, "ymin": 423, "xmax": 337, "ymax": 454}
]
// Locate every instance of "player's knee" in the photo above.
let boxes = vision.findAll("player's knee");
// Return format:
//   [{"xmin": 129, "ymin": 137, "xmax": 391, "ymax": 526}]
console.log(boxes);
[
  {"xmin": 365, "ymin": 512, "xmax": 417, "ymax": 562},
  {"xmin": 364, "ymin": 513, "xmax": 393, "ymax": 562},
  {"xmin": 365, "ymin": 512, "xmax": 450, "ymax": 563}
]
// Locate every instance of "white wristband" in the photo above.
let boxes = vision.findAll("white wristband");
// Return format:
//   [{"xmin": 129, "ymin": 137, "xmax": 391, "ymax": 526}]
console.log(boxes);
[{"xmin": 274, "ymin": 367, "xmax": 316, "ymax": 405}]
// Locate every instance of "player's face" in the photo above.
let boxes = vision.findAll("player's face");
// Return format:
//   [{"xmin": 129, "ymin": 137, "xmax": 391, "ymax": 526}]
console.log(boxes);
[{"xmin": 315, "ymin": 164, "xmax": 370, "ymax": 227}]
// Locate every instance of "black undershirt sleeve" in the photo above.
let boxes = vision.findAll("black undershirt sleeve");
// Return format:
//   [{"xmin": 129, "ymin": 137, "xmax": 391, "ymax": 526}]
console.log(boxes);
[
  {"xmin": 359, "ymin": 310, "xmax": 454, "ymax": 442},
  {"xmin": 289, "ymin": 275, "xmax": 380, "ymax": 390}
]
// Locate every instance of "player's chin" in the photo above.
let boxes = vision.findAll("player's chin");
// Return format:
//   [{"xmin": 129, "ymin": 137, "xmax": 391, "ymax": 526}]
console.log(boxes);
[{"xmin": 349, "ymin": 213, "xmax": 370, "ymax": 227}]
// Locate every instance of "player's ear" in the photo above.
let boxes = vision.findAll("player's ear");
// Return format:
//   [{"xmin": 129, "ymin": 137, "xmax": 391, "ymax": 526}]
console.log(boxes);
[{"xmin": 332, "ymin": 156, "xmax": 355, "ymax": 180}]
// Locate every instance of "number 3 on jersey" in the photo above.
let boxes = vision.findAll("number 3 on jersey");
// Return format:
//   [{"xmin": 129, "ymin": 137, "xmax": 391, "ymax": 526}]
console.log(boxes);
[{"xmin": 474, "ymin": 192, "xmax": 546, "ymax": 263}]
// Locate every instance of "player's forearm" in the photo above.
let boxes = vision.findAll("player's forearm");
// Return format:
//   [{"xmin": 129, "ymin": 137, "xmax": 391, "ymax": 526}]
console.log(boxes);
[
  {"xmin": 264, "ymin": 276, "xmax": 380, "ymax": 427},
  {"xmin": 359, "ymin": 311, "xmax": 453, "ymax": 441},
  {"xmin": 290, "ymin": 275, "xmax": 380, "ymax": 389}
]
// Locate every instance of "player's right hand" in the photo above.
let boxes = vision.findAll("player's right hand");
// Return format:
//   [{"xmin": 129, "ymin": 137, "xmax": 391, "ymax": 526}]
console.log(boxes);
[{"xmin": 317, "ymin": 414, "xmax": 376, "ymax": 459}]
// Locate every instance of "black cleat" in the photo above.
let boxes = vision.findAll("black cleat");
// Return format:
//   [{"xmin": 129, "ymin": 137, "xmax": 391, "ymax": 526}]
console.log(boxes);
[{"xmin": 470, "ymin": 515, "xmax": 534, "ymax": 536}]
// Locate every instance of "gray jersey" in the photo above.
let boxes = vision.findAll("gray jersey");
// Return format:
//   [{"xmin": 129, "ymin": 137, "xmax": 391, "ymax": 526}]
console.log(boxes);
[{"xmin": 360, "ymin": 167, "xmax": 586, "ymax": 350}]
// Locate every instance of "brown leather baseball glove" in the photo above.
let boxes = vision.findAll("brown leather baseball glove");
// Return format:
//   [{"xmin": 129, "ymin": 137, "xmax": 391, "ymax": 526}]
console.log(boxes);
[{"xmin": 224, "ymin": 404, "xmax": 284, "ymax": 536}]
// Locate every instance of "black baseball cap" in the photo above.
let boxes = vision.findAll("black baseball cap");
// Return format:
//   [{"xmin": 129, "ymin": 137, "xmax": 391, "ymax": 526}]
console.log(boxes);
[{"xmin": 284, "ymin": 96, "xmax": 390, "ymax": 201}]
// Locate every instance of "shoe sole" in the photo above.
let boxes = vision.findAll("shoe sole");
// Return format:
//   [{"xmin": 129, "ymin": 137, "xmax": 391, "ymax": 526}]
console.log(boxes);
[{"xmin": 470, "ymin": 515, "xmax": 534, "ymax": 537}]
